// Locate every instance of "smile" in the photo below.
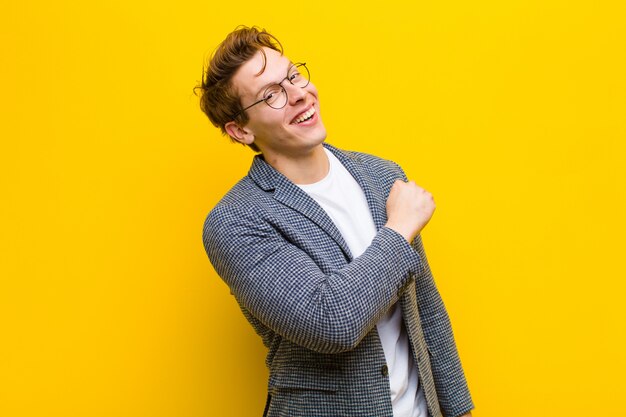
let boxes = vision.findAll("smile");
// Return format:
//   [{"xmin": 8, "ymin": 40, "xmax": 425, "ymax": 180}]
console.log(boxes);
[{"xmin": 290, "ymin": 107, "xmax": 316, "ymax": 125}]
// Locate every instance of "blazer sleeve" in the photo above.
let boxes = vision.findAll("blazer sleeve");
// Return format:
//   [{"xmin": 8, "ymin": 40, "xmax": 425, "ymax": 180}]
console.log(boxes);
[{"xmin": 203, "ymin": 202, "xmax": 424, "ymax": 354}]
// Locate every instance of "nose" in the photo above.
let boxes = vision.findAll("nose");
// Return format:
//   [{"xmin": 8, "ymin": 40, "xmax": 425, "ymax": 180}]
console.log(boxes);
[{"xmin": 284, "ymin": 81, "xmax": 306, "ymax": 106}]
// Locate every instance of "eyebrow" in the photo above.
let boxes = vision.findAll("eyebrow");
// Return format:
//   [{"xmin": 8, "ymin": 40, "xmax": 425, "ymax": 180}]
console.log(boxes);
[{"xmin": 253, "ymin": 61, "xmax": 296, "ymax": 98}]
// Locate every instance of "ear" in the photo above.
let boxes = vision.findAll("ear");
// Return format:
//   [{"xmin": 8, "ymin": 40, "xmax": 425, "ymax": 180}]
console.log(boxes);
[{"xmin": 225, "ymin": 121, "xmax": 255, "ymax": 146}]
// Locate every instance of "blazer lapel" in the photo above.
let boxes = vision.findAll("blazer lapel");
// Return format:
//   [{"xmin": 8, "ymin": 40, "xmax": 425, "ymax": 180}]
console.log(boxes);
[
  {"xmin": 400, "ymin": 281, "xmax": 443, "ymax": 417},
  {"xmin": 324, "ymin": 144, "xmax": 388, "ymax": 230},
  {"xmin": 248, "ymin": 153, "xmax": 352, "ymax": 260},
  {"xmin": 328, "ymin": 144, "xmax": 443, "ymax": 416}
]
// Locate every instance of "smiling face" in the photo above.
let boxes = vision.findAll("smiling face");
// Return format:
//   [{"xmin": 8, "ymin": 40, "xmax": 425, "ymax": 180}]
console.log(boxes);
[{"xmin": 225, "ymin": 48, "xmax": 327, "ymax": 162}]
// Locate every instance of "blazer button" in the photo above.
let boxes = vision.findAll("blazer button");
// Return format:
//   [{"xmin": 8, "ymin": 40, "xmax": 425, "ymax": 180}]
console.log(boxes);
[{"xmin": 381, "ymin": 364, "xmax": 389, "ymax": 377}]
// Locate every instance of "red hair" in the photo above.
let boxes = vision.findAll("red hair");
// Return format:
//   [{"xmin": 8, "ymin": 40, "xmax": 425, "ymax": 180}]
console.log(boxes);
[{"xmin": 196, "ymin": 26, "xmax": 283, "ymax": 151}]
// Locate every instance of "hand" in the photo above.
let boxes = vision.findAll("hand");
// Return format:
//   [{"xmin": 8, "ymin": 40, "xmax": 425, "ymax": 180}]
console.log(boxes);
[{"xmin": 384, "ymin": 179, "xmax": 435, "ymax": 243}]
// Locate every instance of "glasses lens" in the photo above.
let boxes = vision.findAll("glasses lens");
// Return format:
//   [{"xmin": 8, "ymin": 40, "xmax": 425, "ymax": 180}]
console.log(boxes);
[
  {"xmin": 263, "ymin": 84, "xmax": 287, "ymax": 109},
  {"xmin": 261, "ymin": 63, "xmax": 310, "ymax": 110},
  {"xmin": 288, "ymin": 63, "xmax": 310, "ymax": 88}
]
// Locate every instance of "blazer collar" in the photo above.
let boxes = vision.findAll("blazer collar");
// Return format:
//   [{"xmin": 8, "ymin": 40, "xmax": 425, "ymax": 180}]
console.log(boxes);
[{"xmin": 247, "ymin": 143, "xmax": 388, "ymax": 259}]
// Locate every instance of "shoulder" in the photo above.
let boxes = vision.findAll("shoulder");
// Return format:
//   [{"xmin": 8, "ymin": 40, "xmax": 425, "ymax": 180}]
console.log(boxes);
[
  {"xmin": 201, "ymin": 176, "xmax": 281, "ymax": 264},
  {"xmin": 204, "ymin": 176, "xmax": 270, "ymax": 230},
  {"xmin": 213, "ymin": 176, "xmax": 264, "ymax": 207}
]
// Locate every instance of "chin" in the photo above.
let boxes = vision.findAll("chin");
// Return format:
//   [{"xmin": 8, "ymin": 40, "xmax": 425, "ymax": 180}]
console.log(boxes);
[
  {"xmin": 309, "ymin": 128, "xmax": 328, "ymax": 147},
  {"xmin": 315, "ymin": 125, "xmax": 328, "ymax": 141},
  {"xmin": 311, "ymin": 116, "xmax": 328, "ymax": 140}
]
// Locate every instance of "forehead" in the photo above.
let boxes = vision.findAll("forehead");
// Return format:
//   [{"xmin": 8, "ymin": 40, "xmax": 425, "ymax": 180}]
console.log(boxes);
[{"xmin": 233, "ymin": 47, "xmax": 292, "ymax": 98}]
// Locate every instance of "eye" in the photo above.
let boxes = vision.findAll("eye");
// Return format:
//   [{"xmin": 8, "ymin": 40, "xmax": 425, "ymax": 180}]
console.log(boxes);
[{"xmin": 263, "ymin": 85, "xmax": 283, "ymax": 103}]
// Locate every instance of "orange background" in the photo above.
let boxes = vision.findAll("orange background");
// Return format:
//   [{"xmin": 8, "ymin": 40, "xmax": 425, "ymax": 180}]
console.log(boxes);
[{"xmin": 2, "ymin": 1, "xmax": 625, "ymax": 416}]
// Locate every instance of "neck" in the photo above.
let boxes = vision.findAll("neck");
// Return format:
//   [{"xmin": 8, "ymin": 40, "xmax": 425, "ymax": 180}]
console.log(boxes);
[{"xmin": 262, "ymin": 144, "xmax": 329, "ymax": 185}]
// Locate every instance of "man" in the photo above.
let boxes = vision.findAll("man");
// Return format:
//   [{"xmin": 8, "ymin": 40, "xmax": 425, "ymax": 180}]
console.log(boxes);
[{"xmin": 198, "ymin": 26, "xmax": 474, "ymax": 417}]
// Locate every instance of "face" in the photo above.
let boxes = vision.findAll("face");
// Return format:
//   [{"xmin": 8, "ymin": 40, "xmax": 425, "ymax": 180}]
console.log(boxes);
[{"xmin": 226, "ymin": 47, "xmax": 327, "ymax": 160}]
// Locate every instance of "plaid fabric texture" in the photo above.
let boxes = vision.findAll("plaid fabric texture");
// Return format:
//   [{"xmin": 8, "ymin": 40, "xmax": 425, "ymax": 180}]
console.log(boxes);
[{"xmin": 203, "ymin": 144, "xmax": 474, "ymax": 417}]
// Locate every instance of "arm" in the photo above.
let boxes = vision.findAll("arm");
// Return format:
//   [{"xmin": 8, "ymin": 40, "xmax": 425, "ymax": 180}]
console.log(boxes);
[{"xmin": 203, "ymin": 203, "xmax": 423, "ymax": 354}]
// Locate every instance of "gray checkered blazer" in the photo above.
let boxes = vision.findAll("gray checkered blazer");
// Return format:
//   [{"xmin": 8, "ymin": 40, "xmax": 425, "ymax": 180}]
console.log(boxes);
[{"xmin": 203, "ymin": 144, "xmax": 474, "ymax": 417}]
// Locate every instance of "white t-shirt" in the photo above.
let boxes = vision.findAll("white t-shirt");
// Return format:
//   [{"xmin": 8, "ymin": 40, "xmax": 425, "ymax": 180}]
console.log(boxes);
[{"xmin": 297, "ymin": 148, "xmax": 428, "ymax": 417}]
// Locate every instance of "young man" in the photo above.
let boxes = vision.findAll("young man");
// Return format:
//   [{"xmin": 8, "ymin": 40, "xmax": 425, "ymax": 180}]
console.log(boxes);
[{"xmin": 198, "ymin": 26, "xmax": 474, "ymax": 417}]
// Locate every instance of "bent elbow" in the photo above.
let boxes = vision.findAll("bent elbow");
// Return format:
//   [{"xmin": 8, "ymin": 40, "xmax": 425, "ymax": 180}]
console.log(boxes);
[{"xmin": 303, "ymin": 318, "xmax": 369, "ymax": 354}]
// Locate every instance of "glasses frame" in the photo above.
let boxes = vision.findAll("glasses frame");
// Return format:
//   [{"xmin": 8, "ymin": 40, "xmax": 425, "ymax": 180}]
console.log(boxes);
[{"xmin": 230, "ymin": 62, "xmax": 310, "ymax": 121}]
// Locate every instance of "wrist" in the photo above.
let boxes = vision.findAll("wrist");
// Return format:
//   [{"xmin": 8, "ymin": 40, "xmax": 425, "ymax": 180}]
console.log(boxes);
[
  {"xmin": 384, "ymin": 221, "xmax": 421, "ymax": 243},
  {"xmin": 384, "ymin": 222, "xmax": 409, "ymax": 242}
]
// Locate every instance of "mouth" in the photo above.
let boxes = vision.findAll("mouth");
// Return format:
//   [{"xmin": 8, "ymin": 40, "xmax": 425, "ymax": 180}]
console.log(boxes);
[{"xmin": 290, "ymin": 106, "xmax": 316, "ymax": 125}]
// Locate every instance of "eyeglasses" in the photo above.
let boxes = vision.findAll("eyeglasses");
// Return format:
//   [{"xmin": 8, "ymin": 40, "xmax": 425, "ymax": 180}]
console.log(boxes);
[{"xmin": 231, "ymin": 62, "xmax": 310, "ymax": 120}]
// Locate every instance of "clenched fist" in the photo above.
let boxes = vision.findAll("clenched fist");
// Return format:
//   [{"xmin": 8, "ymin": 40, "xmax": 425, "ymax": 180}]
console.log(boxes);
[{"xmin": 384, "ymin": 179, "xmax": 436, "ymax": 243}]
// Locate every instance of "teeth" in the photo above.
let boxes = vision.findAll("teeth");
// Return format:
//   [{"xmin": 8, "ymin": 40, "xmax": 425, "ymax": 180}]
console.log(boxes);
[{"xmin": 293, "ymin": 107, "xmax": 315, "ymax": 124}]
